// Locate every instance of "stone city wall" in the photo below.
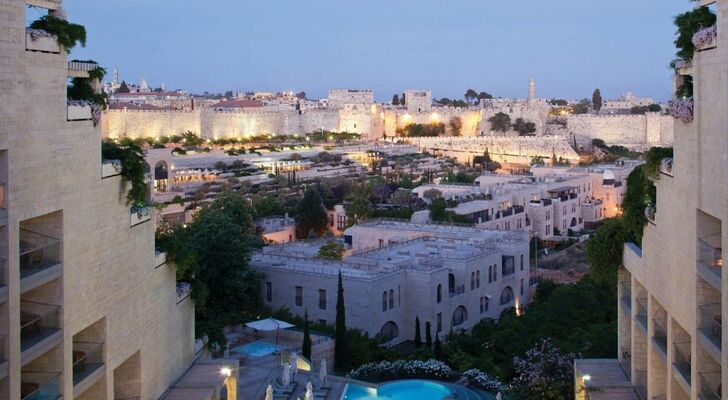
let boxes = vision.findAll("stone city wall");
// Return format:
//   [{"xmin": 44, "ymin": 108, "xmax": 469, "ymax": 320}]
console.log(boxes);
[{"xmin": 544, "ymin": 113, "xmax": 674, "ymax": 149}]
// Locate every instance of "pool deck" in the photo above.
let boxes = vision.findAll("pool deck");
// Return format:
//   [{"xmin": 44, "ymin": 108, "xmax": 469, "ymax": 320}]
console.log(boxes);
[{"xmin": 236, "ymin": 353, "xmax": 347, "ymax": 400}]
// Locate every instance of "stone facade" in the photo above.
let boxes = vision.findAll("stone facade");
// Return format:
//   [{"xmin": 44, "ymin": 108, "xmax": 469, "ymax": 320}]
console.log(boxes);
[
  {"xmin": 0, "ymin": 2, "xmax": 194, "ymax": 399},
  {"xmin": 545, "ymin": 113, "xmax": 674, "ymax": 150}
]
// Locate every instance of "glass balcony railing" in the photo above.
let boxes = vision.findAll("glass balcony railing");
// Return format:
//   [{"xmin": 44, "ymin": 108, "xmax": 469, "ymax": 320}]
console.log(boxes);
[
  {"xmin": 653, "ymin": 317, "xmax": 668, "ymax": 355},
  {"xmin": 673, "ymin": 341, "xmax": 692, "ymax": 386},
  {"xmin": 699, "ymin": 302, "xmax": 722, "ymax": 350},
  {"xmin": 21, "ymin": 371, "xmax": 62, "ymax": 400},
  {"xmin": 635, "ymin": 299, "xmax": 648, "ymax": 330},
  {"xmin": 619, "ymin": 347, "xmax": 631, "ymax": 380},
  {"xmin": 449, "ymin": 284, "xmax": 465, "ymax": 298},
  {"xmin": 698, "ymin": 371, "xmax": 721, "ymax": 400},
  {"xmin": 73, "ymin": 341, "xmax": 104, "ymax": 386},
  {"xmin": 634, "ymin": 369, "xmax": 647, "ymax": 400},
  {"xmin": 20, "ymin": 301, "xmax": 61, "ymax": 352},
  {"xmin": 698, "ymin": 236, "xmax": 722, "ymax": 279},
  {"xmin": 19, "ymin": 229, "xmax": 61, "ymax": 281},
  {"xmin": 620, "ymin": 281, "xmax": 631, "ymax": 311}
]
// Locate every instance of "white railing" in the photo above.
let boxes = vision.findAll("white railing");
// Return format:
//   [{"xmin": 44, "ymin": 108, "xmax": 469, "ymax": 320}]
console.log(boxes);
[
  {"xmin": 101, "ymin": 160, "xmax": 122, "ymax": 178},
  {"xmin": 67, "ymin": 61, "xmax": 98, "ymax": 72},
  {"xmin": 25, "ymin": 28, "xmax": 60, "ymax": 53},
  {"xmin": 176, "ymin": 282, "xmax": 191, "ymax": 303},
  {"xmin": 130, "ymin": 206, "xmax": 151, "ymax": 227}
]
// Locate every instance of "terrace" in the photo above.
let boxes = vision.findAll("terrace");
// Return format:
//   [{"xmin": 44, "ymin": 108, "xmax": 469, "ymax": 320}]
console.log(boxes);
[
  {"xmin": 20, "ymin": 301, "xmax": 61, "ymax": 362},
  {"xmin": 19, "ymin": 229, "xmax": 61, "ymax": 291}
]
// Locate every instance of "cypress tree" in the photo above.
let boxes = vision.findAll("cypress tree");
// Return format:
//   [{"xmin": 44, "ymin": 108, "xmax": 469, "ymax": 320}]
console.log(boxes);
[
  {"xmin": 414, "ymin": 317, "xmax": 422, "ymax": 348},
  {"xmin": 434, "ymin": 335, "xmax": 445, "ymax": 360},
  {"xmin": 302, "ymin": 310, "xmax": 312, "ymax": 359},
  {"xmin": 334, "ymin": 271, "xmax": 347, "ymax": 371},
  {"xmin": 425, "ymin": 321, "xmax": 432, "ymax": 348}
]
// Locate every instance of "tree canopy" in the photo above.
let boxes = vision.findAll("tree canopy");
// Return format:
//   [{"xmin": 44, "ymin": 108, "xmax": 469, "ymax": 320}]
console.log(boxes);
[
  {"xmin": 295, "ymin": 187, "xmax": 328, "ymax": 238},
  {"xmin": 488, "ymin": 112, "xmax": 511, "ymax": 133}
]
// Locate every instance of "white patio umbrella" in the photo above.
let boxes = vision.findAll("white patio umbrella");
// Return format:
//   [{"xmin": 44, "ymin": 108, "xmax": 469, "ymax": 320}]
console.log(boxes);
[
  {"xmin": 319, "ymin": 359, "xmax": 327, "ymax": 384},
  {"xmin": 304, "ymin": 381, "xmax": 314, "ymax": 400},
  {"xmin": 282, "ymin": 363, "xmax": 291, "ymax": 386},
  {"xmin": 265, "ymin": 384, "xmax": 273, "ymax": 400},
  {"xmin": 245, "ymin": 318, "xmax": 295, "ymax": 352},
  {"xmin": 496, "ymin": 392, "xmax": 502, "ymax": 400}
]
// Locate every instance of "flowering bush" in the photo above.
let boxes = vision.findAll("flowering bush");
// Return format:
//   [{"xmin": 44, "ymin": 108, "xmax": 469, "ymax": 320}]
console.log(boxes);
[
  {"xmin": 510, "ymin": 339, "xmax": 575, "ymax": 400},
  {"xmin": 26, "ymin": 28, "xmax": 55, "ymax": 41},
  {"xmin": 669, "ymin": 98, "xmax": 694, "ymax": 123},
  {"xmin": 462, "ymin": 369, "xmax": 506, "ymax": 392},
  {"xmin": 348, "ymin": 359, "xmax": 456, "ymax": 382},
  {"xmin": 692, "ymin": 25, "xmax": 717, "ymax": 50}
]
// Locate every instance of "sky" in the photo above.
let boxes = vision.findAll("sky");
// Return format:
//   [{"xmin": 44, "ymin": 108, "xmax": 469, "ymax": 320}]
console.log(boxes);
[{"xmin": 50, "ymin": 0, "xmax": 688, "ymax": 101}]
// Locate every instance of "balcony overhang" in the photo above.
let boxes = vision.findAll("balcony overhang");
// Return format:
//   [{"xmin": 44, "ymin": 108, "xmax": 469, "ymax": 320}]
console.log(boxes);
[
  {"xmin": 26, "ymin": 0, "xmax": 60, "ymax": 10},
  {"xmin": 21, "ymin": 329, "xmax": 62, "ymax": 367},
  {"xmin": 73, "ymin": 364, "xmax": 106, "ymax": 398}
]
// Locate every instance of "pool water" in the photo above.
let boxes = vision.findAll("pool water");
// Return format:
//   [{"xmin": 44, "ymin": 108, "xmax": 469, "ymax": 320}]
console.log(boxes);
[
  {"xmin": 231, "ymin": 341, "xmax": 285, "ymax": 357},
  {"xmin": 343, "ymin": 380, "xmax": 452, "ymax": 400}
]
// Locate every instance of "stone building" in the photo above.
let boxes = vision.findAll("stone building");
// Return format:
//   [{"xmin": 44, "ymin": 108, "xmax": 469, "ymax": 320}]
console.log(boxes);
[
  {"xmin": 251, "ymin": 221, "xmax": 530, "ymax": 345},
  {"xmin": 0, "ymin": 2, "xmax": 195, "ymax": 399},
  {"xmin": 576, "ymin": 1, "xmax": 726, "ymax": 399}
]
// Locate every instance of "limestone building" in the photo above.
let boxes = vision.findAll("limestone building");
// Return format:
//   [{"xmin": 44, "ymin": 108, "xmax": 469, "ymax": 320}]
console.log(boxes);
[
  {"xmin": 576, "ymin": 1, "xmax": 726, "ymax": 399},
  {"xmin": 251, "ymin": 221, "xmax": 530, "ymax": 345},
  {"xmin": 0, "ymin": 2, "xmax": 194, "ymax": 400}
]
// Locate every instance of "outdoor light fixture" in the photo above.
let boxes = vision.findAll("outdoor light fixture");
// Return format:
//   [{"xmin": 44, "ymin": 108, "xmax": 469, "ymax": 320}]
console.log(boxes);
[
  {"xmin": 220, "ymin": 367, "xmax": 232, "ymax": 377},
  {"xmin": 582, "ymin": 375, "xmax": 591, "ymax": 382}
]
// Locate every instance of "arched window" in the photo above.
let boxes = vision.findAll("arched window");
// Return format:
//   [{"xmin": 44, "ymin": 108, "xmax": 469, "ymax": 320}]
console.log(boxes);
[
  {"xmin": 520, "ymin": 254, "xmax": 524, "ymax": 271},
  {"xmin": 476, "ymin": 270, "xmax": 480, "ymax": 288},
  {"xmin": 382, "ymin": 291, "xmax": 388, "ymax": 312},
  {"xmin": 488, "ymin": 266, "xmax": 492, "ymax": 283},
  {"xmin": 388, "ymin": 289, "xmax": 394, "ymax": 309},
  {"xmin": 470, "ymin": 272, "xmax": 475, "ymax": 290},
  {"xmin": 500, "ymin": 286, "xmax": 514, "ymax": 305},
  {"xmin": 437, "ymin": 284, "xmax": 442, "ymax": 304},
  {"xmin": 452, "ymin": 306, "xmax": 468, "ymax": 327},
  {"xmin": 379, "ymin": 321, "xmax": 399, "ymax": 342},
  {"xmin": 448, "ymin": 273, "xmax": 455, "ymax": 293},
  {"xmin": 570, "ymin": 217, "xmax": 577, "ymax": 227}
]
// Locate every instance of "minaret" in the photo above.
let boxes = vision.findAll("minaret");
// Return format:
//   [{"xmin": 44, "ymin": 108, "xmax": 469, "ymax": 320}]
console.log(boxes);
[
  {"xmin": 112, "ymin": 66, "xmax": 119, "ymax": 85},
  {"xmin": 528, "ymin": 78, "xmax": 536, "ymax": 101}
]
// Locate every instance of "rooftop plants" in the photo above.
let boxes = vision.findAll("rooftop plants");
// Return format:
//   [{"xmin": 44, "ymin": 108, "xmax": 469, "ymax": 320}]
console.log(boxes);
[
  {"xmin": 674, "ymin": 6, "xmax": 716, "ymax": 60},
  {"xmin": 101, "ymin": 140, "xmax": 147, "ymax": 205},
  {"xmin": 29, "ymin": 15, "xmax": 86, "ymax": 53}
]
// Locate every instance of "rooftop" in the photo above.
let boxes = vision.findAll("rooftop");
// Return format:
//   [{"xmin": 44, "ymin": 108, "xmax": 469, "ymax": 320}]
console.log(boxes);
[{"xmin": 348, "ymin": 219, "xmax": 529, "ymax": 243}]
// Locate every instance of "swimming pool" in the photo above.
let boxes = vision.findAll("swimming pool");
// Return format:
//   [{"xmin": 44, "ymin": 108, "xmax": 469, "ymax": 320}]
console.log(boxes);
[
  {"xmin": 342, "ymin": 380, "xmax": 452, "ymax": 400},
  {"xmin": 231, "ymin": 341, "xmax": 285, "ymax": 357}
]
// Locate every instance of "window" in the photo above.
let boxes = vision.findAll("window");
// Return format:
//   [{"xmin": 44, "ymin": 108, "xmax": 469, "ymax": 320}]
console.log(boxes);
[
  {"xmin": 484, "ymin": 297, "xmax": 489, "ymax": 312},
  {"xmin": 562, "ymin": 205, "xmax": 567, "ymax": 216},
  {"xmin": 436, "ymin": 284, "xmax": 442, "ymax": 303},
  {"xmin": 520, "ymin": 279, "xmax": 524, "ymax": 296},
  {"xmin": 452, "ymin": 306, "xmax": 468, "ymax": 326},
  {"xmin": 500, "ymin": 287, "xmax": 514, "ymax": 305},
  {"xmin": 318, "ymin": 319, "xmax": 326, "ymax": 326},
  {"xmin": 572, "ymin": 203, "xmax": 576, "ymax": 213},
  {"xmin": 378, "ymin": 239, "xmax": 384, "ymax": 248},
  {"xmin": 476, "ymin": 270, "xmax": 480, "ymax": 288},
  {"xmin": 436, "ymin": 313, "xmax": 442, "ymax": 333},
  {"xmin": 545, "ymin": 224, "xmax": 550, "ymax": 236},
  {"xmin": 388, "ymin": 289, "xmax": 394, "ymax": 309},
  {"xmin": 492, "ymin": 265, "xmax": 497, "ymax": 281},
  {"xmin": 318, "ymin": 289, "xmax": 327, "ymax": 310},
  {"xmin": 562, "ymin": 220, "xmax": 567, "ymax": 230},
  {"xmin": 295, "ymin": 286, "xmax": 303, "ymax": 307},
  {"xmin": 502, "ymin": 256, "xmax": 515, "ymax": 276},
  {"xmin": 266, "ymin": 282, "xmax": 272, "ymax": 302},
  {"xmin": 470, "ymin": 272, "xmax": 475, "ymax": 290},
  {"xmin": 546, "ymin": 211, "xmax": 550, "ymax": 220},
  {"xmin": 382, "ymin": 291, "xmax": 388, "ymax": 312},
  {"xmin": 520, "ymin": 254, "xmax": 524, "ymax": 271}
]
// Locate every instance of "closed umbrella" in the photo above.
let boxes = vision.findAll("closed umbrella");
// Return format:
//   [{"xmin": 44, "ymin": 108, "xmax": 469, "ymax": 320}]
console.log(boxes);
[
  {"xmin": 290, "ymin": 353, "xmax": 298, "ymax": 377},
  {"xmin": 319, "ymin": 359, "xmax": 327, "ymax": 384},
  {"xmin": 304, "ymin": 381, "xmax": 314, "ymax": 400},
  {"xmin": 282, "ymin": 363, "xmax": 291, "ymax": 386},
  {"xmin": 496, "ymin": 392, "xmax": 502, "ymax": 400},
  {"xmin": 265, "ymin": 384, "xmax": 273, "ymax": 400}
]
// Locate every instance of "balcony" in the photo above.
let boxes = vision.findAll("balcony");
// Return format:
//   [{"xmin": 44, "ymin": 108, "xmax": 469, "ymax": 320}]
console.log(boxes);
[
  {"xmin": 102, "ymin": 160, "xmax": 122, "ymax": 178},
  {"xmin": 20, "ymin": 301, "xmax": 61, "ymax": 359},
  {"xmin": 155, "ymin": 250, "xmax": 167, "ymax": 268},
  {"xmin": 448, "ymin": 284, "xmax": 465, "ymax": 298},
  {"xmin": 698, "ymin": 302, "xmax": 721, "ymax": 359},
  {"xmin": 130, "ymin": 206, "xmax": 152, "ymax": 227},
  {"xmin": 672, "ymin": 59, "xmax": 693, "ymax": 76},
  {"xmin": 634, "ymin": 369, "xmax": 647, "ymax": 400},
  {"xmin": 644, "ymin": 204, "xmax": 656, "ymax": 224},
  {"xmin": 73, "ymin": 341, "xmax": 105, "ymax": 393},
  {"xmin": 635, "ymin": 299, "xmax": 648, "ymax": 332},
  {"xmin": 698, "ymin": 371, "xmax": 721, "ymax": 400},
  {"xmin": 619, "ymin": 281, "xmax": 631, "ymax": 314},
  {"xmin": 176, "ymin": 282, "xmax": 191, "ymax": 303},
  {"xmin": 25, "ymin": 28, "xmax": 60, "ymax": 54},
  {"xmin": 21, "ymin": 371, "xmax": 62, "ymax": 400},
  {"xmin": 698, "ymin": 237, "xmax": 722, "ymax": 291},
  {"xmin": 652, "ymin": 317, "xmax": 668, "ymax": 360},
  {"xmin": 67, "ymin": 101, "xmax": 93, "ymax": 121},
  {"xmin": 619, "ymin": 347, "xmax": 631, "ymax": 380},
  {"xmin": 67, "ymin": 61, "xmax": 98, "ymax": 78},
  {"xmin": 19, "ymin": 229, "xmax": 62, "ymax": 292},
  {"xmin": 672, "ymin": 341, "xmax": 692, "ymax": 389},
  {"xmin": 693, "ymin": 25, "xmax": 717, "ymax": 52}
]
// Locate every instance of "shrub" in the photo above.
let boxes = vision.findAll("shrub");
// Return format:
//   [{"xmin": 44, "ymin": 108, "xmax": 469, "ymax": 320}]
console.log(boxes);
[
  {"xmin": 462, "ymin": 369, "xmax": 506, "ymax": 393},
  {"xmin": 348, "ymin": 359, "xmax": 456, "ymax": 383},
  {"xmin": 29, "ymin": 15, "xmax": 86, "ymax": 53}
]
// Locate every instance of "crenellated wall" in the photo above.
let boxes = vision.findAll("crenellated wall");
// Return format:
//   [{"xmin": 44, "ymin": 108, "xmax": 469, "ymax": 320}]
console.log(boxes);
[{"xmin": 544, "ymin": 113, "xmax": 674, "ymax": 149}]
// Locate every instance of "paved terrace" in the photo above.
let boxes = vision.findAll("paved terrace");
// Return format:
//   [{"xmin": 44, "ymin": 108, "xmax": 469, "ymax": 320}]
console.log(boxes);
[
  {"xmin": 574, "ymin": 359, "xmax": 638, "ymax": 400},
  {"xmin": 351, "ymin": 219, "xmax": 529, "ymax": 243}
]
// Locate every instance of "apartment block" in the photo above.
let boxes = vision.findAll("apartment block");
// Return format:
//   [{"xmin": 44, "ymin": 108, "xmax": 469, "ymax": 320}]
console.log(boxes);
[{"xmin": 0, "ymin": 3, "xmax": 194, "ymax": 399}]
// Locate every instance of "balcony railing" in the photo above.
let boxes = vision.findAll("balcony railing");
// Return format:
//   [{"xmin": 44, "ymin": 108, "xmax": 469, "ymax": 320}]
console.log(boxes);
[
  {"xmin": 693, "ymin": 24, "xmax": 717, "ymax": 51},
  {"xmin": 130, "ymin": 206, "xmax": 152, "ymax": 227},
  {"xmin": 653, "ymin": 317, "xmax": 668, "ymax": 355},
  {"xmin": 19, "ymin": 229, "xmax": 61, "ymax": 281},
  {"xmin": 449, "ymin": 284, "xmax": 465, "ymax": 298},
  {"xmin": 25, "ymin": 28, "xmax": 60, "ymax": 53},
  {"xmin": 102, "ymin": 160, "xmax": 122, "ymax": 178},
  {"xmin": 619, "ymin": 347, "xmax": 632, "ymax": 380},
  {"xmin": 67, "ymin": 100, "xmax": 93, "ymax": 121},
  {"xmin": 698, "ymin": 237, "xmax": 722, "ymax": 280},
  {"xmin": 644, "ymin": 204, "xmax": 656, "ymax": 224},
  {"xmin": 673, "ymin": 341, "xmax": 692, "ymax": 386},
  {"xmin": 620, "ymin": 281, "xmax": 631, "ymax": 312},
  {"xmin": 635, "ymin": 299, "xmax": 648, "ymax": 330},
  {"xmin": 698, "ymin": 371, "xmax": 721, "ymax": 400},
  {"xmin": 659, "ymin": 158, "xmax": 673, "ymax": 177},
  {"xmin": 67, "ymin": 61, "xmax": 98, "ymax": 78},
  {"xmin": 176, "ymin": 282, "xmax": 191, "ymax": 303},
  {"xmin": 21, "ymin": 371, "xmax": 62, "ymax": 400},
  {"xmin": 20, "ymin": 301, "xmax": 61, "ymax": 352},
  {"xmin": 699, "ymin": 302, "xmax": 721, "ymax": 350},
  {"xmin": 634, "ymin": 369, "xmax": 647, "ymax": 400},
  {"xmin": 73, "ymin": 341, "xmax": 104, "ymax": 386}
]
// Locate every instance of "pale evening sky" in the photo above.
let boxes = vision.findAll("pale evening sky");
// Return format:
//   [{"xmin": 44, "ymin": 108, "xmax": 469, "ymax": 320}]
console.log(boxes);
[{"xmin": 47, "ymin": 0, "xmax": 688, "ymax": 101}]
